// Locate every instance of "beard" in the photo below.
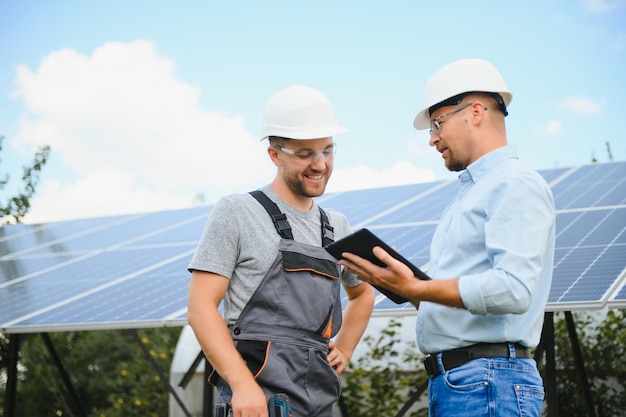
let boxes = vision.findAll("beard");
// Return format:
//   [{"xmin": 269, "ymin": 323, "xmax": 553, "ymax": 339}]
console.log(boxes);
[
  {"xmin": 446, "ymin": 159, "xmax": 466, "ymax": 172},
  {"xmin": 283, "ymin": 170, "xmax": 329, "ymax": 198},
  {"xmin": 443, "ymin": 149, "xmax": 468, "ymax": 172}
]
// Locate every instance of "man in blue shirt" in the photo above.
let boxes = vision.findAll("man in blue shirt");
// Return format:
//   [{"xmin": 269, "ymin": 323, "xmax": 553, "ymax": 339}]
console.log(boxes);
[{"xmin": 340, "ymin": 58, "xmax": 556, "ymax": 416}]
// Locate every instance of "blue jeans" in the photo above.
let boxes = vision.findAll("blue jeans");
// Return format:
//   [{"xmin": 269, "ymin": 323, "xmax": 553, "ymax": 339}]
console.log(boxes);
[{"xmin": 428, "ymin": 350, "xmax": 544, "ymax": 417}]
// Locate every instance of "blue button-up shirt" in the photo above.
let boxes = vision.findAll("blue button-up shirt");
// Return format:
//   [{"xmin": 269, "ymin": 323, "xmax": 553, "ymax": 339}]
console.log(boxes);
[{"xmin": 417, "ymin": 145, "xmax": 556, "ymax": 353}]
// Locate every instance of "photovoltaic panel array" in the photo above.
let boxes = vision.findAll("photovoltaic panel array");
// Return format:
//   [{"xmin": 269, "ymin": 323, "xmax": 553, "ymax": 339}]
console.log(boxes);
[
  {"xmin": 1, "ymin": 206, "xmax": 211, "ymax": 333},
  {"xmin": 1, "ymin": 161, "xmax": 625, "ymax": 334},
  {"xmin": 548, "ymin": 162, "xmax": 626, "ymax": 309},
  {"xmin": 607, "ymin": 278, "xmax": 626, "ymax": 308}
]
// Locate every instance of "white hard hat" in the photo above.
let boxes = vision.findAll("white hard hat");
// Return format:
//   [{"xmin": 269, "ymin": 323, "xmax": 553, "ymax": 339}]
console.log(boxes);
[
  {"xmin": 413, "ymin": 58, "xmax": 513, "ymax": 130},
  {"xmin": 260, "ymin": 85, "xmax": 348, "ymax": 140}
]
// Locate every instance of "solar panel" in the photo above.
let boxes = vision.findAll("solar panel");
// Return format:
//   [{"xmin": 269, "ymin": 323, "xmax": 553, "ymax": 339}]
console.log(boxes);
[
  {"xmin": 607, "ymin": 272, "xmax": 626, "ymax": 309},
  {"xmin": 550, "ymin": 162, "xmax": 626, "ymax": 209},
  {"xmin": 367, "ymin": 181, "xmax": 459, "ymax": 226},
  {"xmin": 317, "ymin": 181, "xmax": 447, "ymax": 226},
  {"xmin": 1, "ymin": 161, "xmax": 625, "ymax": 334},
  {"xmin": 1, "ymin": 206, "xmax": 209, "ymax": 333},
  {"xmin": 6, "ymin": 254, "xmax": 192, "ymax": 333},
  {"xmin": 538, "ymin": 167, "xmax": 572, "ymax": 184}
]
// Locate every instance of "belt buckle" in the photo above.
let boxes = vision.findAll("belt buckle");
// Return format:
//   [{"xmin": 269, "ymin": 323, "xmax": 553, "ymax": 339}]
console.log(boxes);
[{"xmin": 423, "ymin": 355, "xmax": 438, "ymax": 377}]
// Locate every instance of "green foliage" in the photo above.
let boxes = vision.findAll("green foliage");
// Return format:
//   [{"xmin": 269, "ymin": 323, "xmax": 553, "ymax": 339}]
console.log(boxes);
[
  {"xmin": 2, "ymin": 327, "xmax": 182, "ymax": 416},
  {"xmin": 0, "ymin": 135, "xmax": 51, "ymax": 224},
  {"xmin": 341, "ymin": 319, "xmax": 428, "ymax": 417},
  {"xmin": 551, "ymin": 310, "xmax": 626, "ymax": 417},
  {"xmin": 0, "ymin": 333, "xmax": 8, "ymax": 375}
]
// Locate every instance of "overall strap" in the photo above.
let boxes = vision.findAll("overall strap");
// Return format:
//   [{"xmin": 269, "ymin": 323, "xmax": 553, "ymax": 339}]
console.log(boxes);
[
  {"xmin": 249, "ymin": 190, "xmax": 334, "ymax": 245},
  {"xmin": 249, "ymin": 190, "xmax": 293, "ymax": 240},
  {"xmin": 318, "ymin": 207, "xmax": 334, "ymax": 246}
]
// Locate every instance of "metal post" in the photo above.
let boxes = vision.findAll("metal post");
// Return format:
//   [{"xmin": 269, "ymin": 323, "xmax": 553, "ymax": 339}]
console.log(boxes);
[
  {"xmin": 130, "ymin": 330, "xmax": 192, "ymax": 417},
  {"xmin": 543, "ymin": 312, "xmax": 558, "ymax": 417},
  {"xmin": 203, "ymin": 356, "xmax": 213, "ymax": 417},
  {"xmin": 564, "ymin": 311, "xmax": 596, "ymax": 417},
  {"xmin": 41, "ymin": 332, "xmax": 87, "ymax": 417},
  {"xmin": 179, "ymin": 350, "xmax": 205, "ymax": 388},
  {"xmin": 4, "ymin": 333, "xmax": 20, "ymax": 417},
  {"xmin": 337, "ymin": 394, "xmax": 350, "ymax": 417},
  {"xmin": 394, "ymin": 378, "xmax": 428, "ymax": 417}
]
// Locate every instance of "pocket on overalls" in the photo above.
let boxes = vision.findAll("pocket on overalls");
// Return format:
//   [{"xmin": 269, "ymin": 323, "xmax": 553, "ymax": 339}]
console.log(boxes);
[
  {"xmin": 282, "ymin": 251, "xmax": 339, "ymax": 280},
  {"xmin": 207, "ymin": 340, "xmax": 271, "ymax": 386},
  {"xmin": 281, "ymin": 251, "xmax": 341, "ymax": 335},
  {"xmin": 236, "ymin": 339, "xmax": 271, "ymax": 378},
  {"xmin": 207, "ymin": 367, "xmax": 222, "ymax": 387}
]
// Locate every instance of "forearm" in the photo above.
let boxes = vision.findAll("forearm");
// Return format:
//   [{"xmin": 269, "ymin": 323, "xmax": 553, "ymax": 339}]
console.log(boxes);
[
  {"xmin": 187, "ymin": 272, "xmax": 259, "ymax": 393},
  {"xmin": 187, "ymin": 306, "xmax": 256, "ymax": 391},
  {"xmin": 334, "ymin": 283, "xmax": 375, "ymax": 357},
  {"xmin": 408, "ymin": 277, "xmax": 465, "ymax": 309},
  {"xmin": 339, "ymin": 249, "xmax": 465, "ymax": 310}
]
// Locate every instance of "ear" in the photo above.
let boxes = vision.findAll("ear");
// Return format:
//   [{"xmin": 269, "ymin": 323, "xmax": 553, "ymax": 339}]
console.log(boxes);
[
  {"xmin": 470, "ymin": 102, "xmax": 488, "ymax": 127},
  {"xmin": 267, "ymin": 146, "xmax": 282, "ymax": 166}
]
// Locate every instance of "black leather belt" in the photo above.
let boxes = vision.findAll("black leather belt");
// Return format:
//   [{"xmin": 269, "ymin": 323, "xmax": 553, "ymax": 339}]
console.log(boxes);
[{"xmin": 423, "ymin": 342, "xmax": 531, "ymax": 377}]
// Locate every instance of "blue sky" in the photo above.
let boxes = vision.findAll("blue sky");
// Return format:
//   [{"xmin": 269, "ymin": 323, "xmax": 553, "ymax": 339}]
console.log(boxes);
[{"xmin": 1, "ymin": 0, "xmax": 625, "ymax": 223}]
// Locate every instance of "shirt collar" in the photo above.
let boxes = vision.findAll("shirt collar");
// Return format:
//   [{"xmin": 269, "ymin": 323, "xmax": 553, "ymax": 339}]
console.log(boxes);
[{"xmin": 463, "ymin": 145, "xmax": 518, "ymax": 183}]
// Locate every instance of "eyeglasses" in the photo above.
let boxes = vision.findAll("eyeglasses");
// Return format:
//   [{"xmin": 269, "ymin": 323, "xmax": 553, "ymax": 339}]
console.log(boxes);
[
  {"xmin": 273, "ymin": 143, "xmax": 336, "ymax": 163},
  {"xmin": 429, "ymin": 103, "xmax": 473, "ymax": 135}
]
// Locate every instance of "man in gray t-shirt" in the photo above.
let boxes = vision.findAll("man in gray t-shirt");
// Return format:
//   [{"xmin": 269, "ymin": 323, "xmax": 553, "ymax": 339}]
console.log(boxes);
[{"xmin": 187, "ymin": 85, "xmax": 374, "ymax": 417}]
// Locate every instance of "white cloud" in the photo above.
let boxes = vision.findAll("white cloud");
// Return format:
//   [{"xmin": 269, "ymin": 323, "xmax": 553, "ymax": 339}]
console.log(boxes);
[
  {"xmin": 10, "ymin": 40, "xmax": 274, "ymax": 223},
  {"xmin": 546, "ymin": 120, "xmax": 562, "ymax": 134},
  {"xmin": 23, "ymin": 168, "xmax": 192, "ymax": 224},
  {"xmin": 328, "ymin": 160, "xmax": 437, "ymax": 193},
  {"xmin": 582, "ymin": 0, "xmax": 626, "ymax": 12},
  {"xmin": 560, "ymin": 96, "xmax": 603, "ymax": 114},
  {"xmin": 537, "ymin": 120, "xmax": 563, "ymax": 136}
]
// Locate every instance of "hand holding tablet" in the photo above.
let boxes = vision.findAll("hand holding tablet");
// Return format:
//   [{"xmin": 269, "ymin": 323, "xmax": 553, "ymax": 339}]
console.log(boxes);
[{"xmin": 325, "ymin": 228, "xmax": 431, "ymax": 304}]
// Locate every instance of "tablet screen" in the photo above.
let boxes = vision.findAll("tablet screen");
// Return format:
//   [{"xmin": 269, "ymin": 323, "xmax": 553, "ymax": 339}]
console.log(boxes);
[{"xmin": 325, "ymin": 228, "xmax": 430, "ymax": 304}]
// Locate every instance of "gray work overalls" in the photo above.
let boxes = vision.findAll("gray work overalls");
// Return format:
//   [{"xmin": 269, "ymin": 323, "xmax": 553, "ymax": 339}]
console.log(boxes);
[{"xmin": 210, "ymin": 190, "xmax": 343, "ymax": 417}]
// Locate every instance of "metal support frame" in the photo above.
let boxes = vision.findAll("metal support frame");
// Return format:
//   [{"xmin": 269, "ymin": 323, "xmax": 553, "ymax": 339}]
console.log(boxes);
[
  {"xmin": 337, "ymin": 394, "xmax": 349, "ymax": 417},
  {"xmin": 203, "ymin": 356, "xmax": 213, "ymax": 417},
  {"xmin": 130, "ymin": 329, "xmax": 193, "ymax": 417},
  {"xmin": 394, "ymin": 379, "xmax": 429, "ymax": 417},
  {"xmin": 179, "ymin": 350, "xmax": 205, "ymax": 389},
  {"xmin": 540, "ymin": 311, "xmax": 597, "ymax": 417},
  {"xmin": 542, "ymin": 312, "xmax": 558, "ymax": 416},
  {"xmin": 564, "ymin": 311, "xmax": 596, "ymax": 417},
  {"xmin": 3, "ymin": 333, "xmax": 88, "ymax": 417},
  {"xmin": 180, "ymin": 350, "xmax": 215, "ymax": 417},
  {"xmin": 3, "ymin": 329, "xmax": 196, "ymax": 417},
  {"xmin": 3, "ymin": 333, "xmax": 20, "ymax": 417},
  {"xmin": 41, "ymin": 332, "xmax": 87, "ymax": 417}
]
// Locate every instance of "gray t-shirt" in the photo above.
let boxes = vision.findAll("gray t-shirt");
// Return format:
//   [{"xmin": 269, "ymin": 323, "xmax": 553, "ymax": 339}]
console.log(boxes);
[{"xmin": 188, "ymin": 185, "xmax": 361, "ymax": 325}]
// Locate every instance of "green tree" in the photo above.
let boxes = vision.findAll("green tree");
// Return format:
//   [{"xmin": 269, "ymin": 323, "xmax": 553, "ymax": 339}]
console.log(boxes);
[
  {"xmin": 0, "ymin": 135, "xmax": 51, "ymax": 224},
  {"xmin": 341, "ymin": 319, "xmax": 428, "ymax": 417},
  {"xmin": 1, "ymin": 134, "xmax": 52, "ymax": 415}
]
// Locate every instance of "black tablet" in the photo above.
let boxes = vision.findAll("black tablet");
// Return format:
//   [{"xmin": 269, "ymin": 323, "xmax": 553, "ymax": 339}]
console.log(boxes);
[{"xmin": 325, "ymin": 228, "xmax": 430, "ymax": 304}]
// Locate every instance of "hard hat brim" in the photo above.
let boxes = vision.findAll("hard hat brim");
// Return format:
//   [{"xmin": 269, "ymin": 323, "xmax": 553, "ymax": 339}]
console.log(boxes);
[
  {"xmin": 413, "ymin": 90, "xmax": 512, "ymax": 130},
  {"xmin": 260, "ymin": 125, "xmax": 348, "ymax": 141}
]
